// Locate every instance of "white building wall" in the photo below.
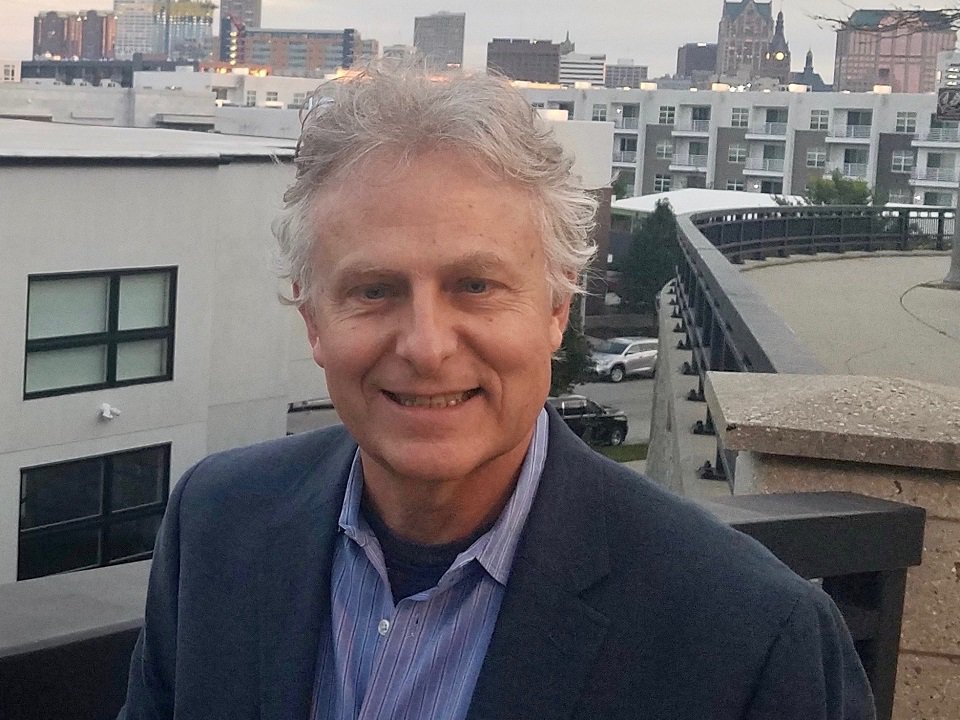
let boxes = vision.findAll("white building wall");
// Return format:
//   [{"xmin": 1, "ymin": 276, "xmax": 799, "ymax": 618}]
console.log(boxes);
[{"xmin": 0, "ymin": 141, "xmax": 304, "ymax": 583}]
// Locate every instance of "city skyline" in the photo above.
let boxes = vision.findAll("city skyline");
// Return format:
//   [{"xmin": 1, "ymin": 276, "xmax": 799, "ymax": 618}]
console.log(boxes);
[{"xmin": 3, "ymin": 0, "xmax": 957, "ymax": 82}]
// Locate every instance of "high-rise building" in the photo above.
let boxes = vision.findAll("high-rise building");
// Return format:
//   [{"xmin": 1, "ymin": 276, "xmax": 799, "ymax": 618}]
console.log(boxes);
[
  {"xmin": 413, "ymin": 11, "xmax": 465, "ymax": 69},
  {"xmin": 219, "ymin": 14, "xmax": 243, "ymax": 64},
  {"xmin": 157, "ymin": 1, "xmax": 215, "ymax": 60},
  {"xmin": 237, "ymin": 28, "xmax": 362, "ymax": 77},
  {"xmin": 486, "ymin": 38, "xmax": 561, "ymax": 83},
  {"xmin": 834, "ymin": 9, "xmax": 956, "ymax": 93},
  {"xmin": 220, "ymin": 0, "xmax": 261, "ymax": 31},
  {"xmin": 605, "ymin": 60, "xmax": 648, "ymax": 89},
  {"xmin": 34, "ymin": 10, "xmax": 116, "ymax": 60},
  {"xmin": 676, "ymin": 43, "xmax": 717, "ymax": 79},
  {"xmin": 114, "ymin": 0, "xmax": 162, "ymax": 59},
  {"xmin": 716, "ymin": 0, "xmax": 775, "ymax": 82},
  {"xmin": 360, "ymin": 39, "xmax": 380, "ymax": 61},
  {"xmin": 559, "ymin": 53, "xmax": 605, "ymax": 87}
]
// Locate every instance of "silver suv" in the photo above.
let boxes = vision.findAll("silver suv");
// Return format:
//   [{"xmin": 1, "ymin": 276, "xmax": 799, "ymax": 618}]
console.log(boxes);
[{"xmin": 590, "ymin": 336, "xmax": 658, "ymax": 383}]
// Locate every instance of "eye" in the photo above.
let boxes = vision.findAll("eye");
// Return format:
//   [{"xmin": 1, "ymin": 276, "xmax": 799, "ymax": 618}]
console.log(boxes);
[
  {"xmin": 460, "ymin": 279, "xmax": 489, "ymax": 294},
  {"xmin": 356, "ymin": 284, "xmax": 390, "ymax": 301}
]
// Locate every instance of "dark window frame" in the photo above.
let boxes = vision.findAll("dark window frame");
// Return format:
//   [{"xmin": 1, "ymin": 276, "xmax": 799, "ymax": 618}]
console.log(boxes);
[
  {"xmin": 24, "ymin": 267, "xmax": 177, "ymax": 399},
  {"xmin": 18, "ymin": 443, "xmax": 171, "ymax": 581}
]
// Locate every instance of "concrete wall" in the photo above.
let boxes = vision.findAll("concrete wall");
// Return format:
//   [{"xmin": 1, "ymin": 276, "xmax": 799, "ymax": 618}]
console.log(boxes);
[{"xmin": 0, "ymin": 157, "xmax": 301, "ymax": 583}]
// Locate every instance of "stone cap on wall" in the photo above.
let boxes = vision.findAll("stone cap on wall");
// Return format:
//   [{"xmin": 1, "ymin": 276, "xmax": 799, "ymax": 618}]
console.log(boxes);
[{"xmin": 705, "ymin": 372, "xmax": 960, "ymax": 473}]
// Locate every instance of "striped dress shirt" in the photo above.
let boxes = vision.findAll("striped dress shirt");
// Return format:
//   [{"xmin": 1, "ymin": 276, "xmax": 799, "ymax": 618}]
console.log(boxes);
[{"xmin": 311, "ymin": 409, "xmax": 549, "ymax": 720}]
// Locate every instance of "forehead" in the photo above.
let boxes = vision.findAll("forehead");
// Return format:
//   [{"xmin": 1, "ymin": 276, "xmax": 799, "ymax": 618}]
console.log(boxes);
[{"xmin": 307, "ymin": 148, "xmax": 544, "ymax": 250}]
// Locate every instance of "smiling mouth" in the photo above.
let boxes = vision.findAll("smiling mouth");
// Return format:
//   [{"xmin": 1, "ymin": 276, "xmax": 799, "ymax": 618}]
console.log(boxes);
[{"xmin": 384, "ymin": 388, "xmax": 482, "ymax": 408}]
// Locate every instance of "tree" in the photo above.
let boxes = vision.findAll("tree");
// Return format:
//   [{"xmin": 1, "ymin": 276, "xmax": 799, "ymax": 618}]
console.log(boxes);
[
  {"xmin": 550, "ymin": 296, "xmax": 593, "ymax": 396},
  {"xmin": 804, "ymin": 170, "xmax": 886, "ymax": 206},
  {"xmin": 617, "ymin": 200, "xmax": 681, "ymax": 313},
  {"xmin": 611, "ymin": 173, "xmax": 631, "ymax": 200},
  {"xmin": 814, "ymin": 8, "xmax": 959, "ymax": 34}
]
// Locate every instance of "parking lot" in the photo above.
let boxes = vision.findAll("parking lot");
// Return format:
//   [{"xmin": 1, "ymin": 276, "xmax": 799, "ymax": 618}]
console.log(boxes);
[{"xmin": 286, "ymin": 377, "xmax": 656, "ymax": 445}]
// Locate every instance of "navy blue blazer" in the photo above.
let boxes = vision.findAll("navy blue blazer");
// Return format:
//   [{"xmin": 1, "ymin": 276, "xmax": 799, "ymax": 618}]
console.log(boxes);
[{"xmin": 119, "ymin": 408, "xmax": 874, "ymax": 719}]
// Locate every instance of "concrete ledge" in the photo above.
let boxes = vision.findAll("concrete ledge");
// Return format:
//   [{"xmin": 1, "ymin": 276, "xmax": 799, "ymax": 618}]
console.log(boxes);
[{"xmin": 706, "ymin": 372, "xmax": 960, "ymax": 473}]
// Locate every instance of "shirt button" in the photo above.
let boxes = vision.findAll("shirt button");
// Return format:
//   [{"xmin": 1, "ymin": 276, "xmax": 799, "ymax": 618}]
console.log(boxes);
[{"xmin": 377, "ymin": 619, "xmax": 391, "ymax": 636}]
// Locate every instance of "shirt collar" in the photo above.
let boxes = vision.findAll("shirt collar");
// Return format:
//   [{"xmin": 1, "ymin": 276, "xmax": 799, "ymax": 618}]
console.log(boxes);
[{"xmin": 337, "ymin": 408, "xmax": 549, "ymax": 586}]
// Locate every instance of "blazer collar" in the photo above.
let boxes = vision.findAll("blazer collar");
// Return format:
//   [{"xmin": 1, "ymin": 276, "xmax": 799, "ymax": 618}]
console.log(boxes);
[
  {"xmin": 256, "ymin": 428, "xmax": 356, "ymax": 720},
  {"xmin": 467, "ymin": 406, "xmax": 612, "ymax": 720}
]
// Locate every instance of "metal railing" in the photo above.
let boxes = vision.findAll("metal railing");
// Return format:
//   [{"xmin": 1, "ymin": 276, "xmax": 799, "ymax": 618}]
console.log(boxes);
[
  {"xmin": 918, "ymin": 127, "xmax": 960, "ymax": 143},
  {"xmin": 671, "ymin": 154, "xmax": 708, "ymax": 169},
  {"xmin": 614, "ymin": 116, "xmax": 640, "ymax": 130},
  {"xmin": 826, "ymin": 162, "xmax": 868, "ymax": 179},
  {"xmin": 672, "ymin": 204, "xmax": 954, "ymax": 482},
  {"xmin": 830, "ymin": 125, "xmax": 872, "ymax": 139},
  {"xmin": 748, "ymin": 122, "xmax": 788, "ymax": 136},
  {"xmin": 676, "ymin": 119, "xmax": 711, "ymax": 132},
  {"xmin": 911, "ymin": 167, "xmax": 960, "ymax": 183},
  {"xmin": 613, "ymin": 150, "xmax": 637, "ymax": 163},
  {"xmin": 744, "ymin": 157, "xmax": 785, "ymax": 172}
]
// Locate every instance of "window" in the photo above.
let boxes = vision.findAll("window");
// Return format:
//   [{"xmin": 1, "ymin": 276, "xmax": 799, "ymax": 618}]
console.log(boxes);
[
  {"xmin": 891, "ymin": 150, "xmax": 914, "ymax": 173},
  {"xmin": 18, "ymin": 445, "xmax": 170, "ymax": 580},
  {"xmin": 592, "ymin": 104, "xmax": 607, "ymax": 122},
  {"xmin": 726, "ymin": 180, "xmax": 745, "ymax": 191},
  {"xmin": 265, "ymin": 91, "xmax": 279, "ymax": 102},
  {"xmin": 245, "ymin": 90, "xmax": 257, "ymax": 106},
  {"xmin": 25, "ymin": 268, "xmax": 176, "ymax": 398},
  {"xmin": 728, "ymin": 144, "xmax": 747, "ymax": 163},
  {"xmin": 731, "ymin": 107, "xmax": 749, "ymax": 128},
  {"xmin": 655, "ymin": 140, "xmax": 674, "ymax": 159},
  {"xmin": 290, "ymin": 92, "xmax": 306, "ymax": 109},
  {"xmin": 658, "ymin": 105, "xmax": 675, "ymax": 125},
  {"xmin": 806, "ymin": 148, "xmax": 827, "ymax": 168},
  {"xmin": 810, "ymin": 110, "xmax": 829, "ymax": 130},
  {"xmin": 896, "ymin": 112, "xmax": 917, "ymax": 133},
  {"xmin": 654, "ymin": 174, "xmax": 672, "ymax": 192}
]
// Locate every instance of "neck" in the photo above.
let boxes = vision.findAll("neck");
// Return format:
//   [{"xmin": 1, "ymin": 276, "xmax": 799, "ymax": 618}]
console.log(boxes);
[{"xmin": 358, "ymin": 436, "xmax": 532, "ymax": 545}]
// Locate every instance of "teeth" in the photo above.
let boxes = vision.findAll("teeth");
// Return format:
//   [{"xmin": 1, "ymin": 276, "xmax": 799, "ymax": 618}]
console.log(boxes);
[{"xmin": 393, "ymin": 391, "xmax": 475, "ymax": 408}]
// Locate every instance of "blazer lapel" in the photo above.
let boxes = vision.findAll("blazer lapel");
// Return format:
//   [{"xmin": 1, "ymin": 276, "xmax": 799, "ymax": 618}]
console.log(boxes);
[
  {"xmin": 467, "ymin": 409, "xmax": 612, "ymax": 720},
  {"xmin": 256, "ymin": 432, "xmax": 355, "ymax": 720}
]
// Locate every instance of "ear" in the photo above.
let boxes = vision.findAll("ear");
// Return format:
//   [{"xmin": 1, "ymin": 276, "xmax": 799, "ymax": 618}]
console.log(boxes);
[
  {"xmin": 549, "ymin": 293, "xmax": 573, "ymax": 352},
  {"xmin": 294, "ymin": 283, "xmax": 326, "ymax": 368}
]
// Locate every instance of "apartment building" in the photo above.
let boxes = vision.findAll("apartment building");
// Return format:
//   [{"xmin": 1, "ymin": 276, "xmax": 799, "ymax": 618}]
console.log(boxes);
[
  {"xmin": 237, "ymin": 28, "xmax": 361, "ymax": 77},
  {"xmin": 413, "ymin": 11, "xmax": 465, "ymax": 70},
  {"xmin": 517, "ymin": 84, "xmax": 960, "ymax": 206}
]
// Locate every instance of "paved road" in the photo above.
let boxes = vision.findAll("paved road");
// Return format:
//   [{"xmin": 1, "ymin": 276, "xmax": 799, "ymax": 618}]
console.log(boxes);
[{"xmin": 286, "ymin": 378, "xmax": 655, "ymax": 445}]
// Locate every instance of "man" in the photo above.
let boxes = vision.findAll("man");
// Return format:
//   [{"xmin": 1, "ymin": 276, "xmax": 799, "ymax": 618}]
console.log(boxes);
[{"xmin": 119, "ymin": 66, "xmax": 874, "ymax": 719}]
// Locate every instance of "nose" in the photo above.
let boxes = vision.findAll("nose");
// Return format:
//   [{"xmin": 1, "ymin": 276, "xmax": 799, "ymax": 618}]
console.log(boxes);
[{"xmin": 394, "ymin": 288, "xmax": 458, "ymax": 375}]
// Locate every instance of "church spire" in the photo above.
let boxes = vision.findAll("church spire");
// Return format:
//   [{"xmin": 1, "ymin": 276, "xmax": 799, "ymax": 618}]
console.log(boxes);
[{"xmin": 805, "ymin": 48, "xmax": 814, "ymax": 72}]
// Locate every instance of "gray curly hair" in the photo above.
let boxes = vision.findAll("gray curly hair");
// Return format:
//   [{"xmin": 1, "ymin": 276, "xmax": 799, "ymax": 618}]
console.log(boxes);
[{"xmin": 273, "ymin": 63, "xmax": 598, "ymax": 307}]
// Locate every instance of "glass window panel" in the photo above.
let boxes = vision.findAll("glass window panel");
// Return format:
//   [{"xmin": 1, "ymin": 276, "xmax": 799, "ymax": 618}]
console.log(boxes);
[
  {"xmin": 27, "ymin": 276, "xmax": 109, "ymax": 339},
  {"xmin": 119, "ymin": 273, "xmax": 170, "ymax": 330},
  {"xmin": 108, "ymin": 514, "xmax": 162, "ymax": 562},
  {"xmin": 25, "ymin": 345, "xmax": 107, "ymax": 393},
  {"xmin": 21, "ymin": 458, "xmax": 103, "ymax": 528},
  {"xmin": 116, "ymin": 339, "xmax": 167, "ymax": 381},
  {"xmin": 111, "ymin": 447, "xmax": 166, "ymax": 510},
  {"xmin": 18, "ymin": 527, "xmax": 101, "ymax": 580}
]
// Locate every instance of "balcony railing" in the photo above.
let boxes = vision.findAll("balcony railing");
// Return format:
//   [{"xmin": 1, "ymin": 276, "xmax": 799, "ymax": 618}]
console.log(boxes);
[
  {"xmin": 748, "ymin": 122, "xmax": 787, "ymax": 136},
  {"xmin": 919, "ymin": 128, "xmax": 960, "ymax": 143},
  {"xmin": 671, "ymin": 154, "xmax": 708, "ymax": 169},
  {"xmin": 910, "ymin": 167, "xmax": 960, "ymax": 183},
  {"xmin": 676, "ymin": 119, "xmax": 711, "ymax": 133},
  {"xmin": 830, "ymin": 125, "xmax": 872, "ymax": 139},
  {"xmin": 744, "ymin": 157, "xmax": 785, "ymax": 172},
  {"xmin": 614, "ymin": 116, "xmax": 640, "ymax": 130},
  {"xmin": 612, "ymin": 150, "xmax": 637, "ymax": 163},
  {"xmin": 825, "ymin": 162, "xmax": 868, "ymax": 179}
]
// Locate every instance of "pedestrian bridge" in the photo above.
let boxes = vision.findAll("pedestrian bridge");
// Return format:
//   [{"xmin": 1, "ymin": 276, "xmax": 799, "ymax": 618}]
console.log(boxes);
[{"xmin": 645, "ymin": 203, "xmax": 959, "ymax": 719}]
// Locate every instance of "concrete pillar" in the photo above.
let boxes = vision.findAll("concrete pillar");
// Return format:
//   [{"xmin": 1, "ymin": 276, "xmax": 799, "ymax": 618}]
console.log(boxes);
[{"xmin": 705, "ymin": 371, "xmax": 960, "ymax": 720}]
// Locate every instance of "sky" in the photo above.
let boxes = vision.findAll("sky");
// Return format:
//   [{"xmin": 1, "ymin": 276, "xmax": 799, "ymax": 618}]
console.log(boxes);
[{"xmin": 3, "ymin": 0, "xmax": 958, "ymax": 82}]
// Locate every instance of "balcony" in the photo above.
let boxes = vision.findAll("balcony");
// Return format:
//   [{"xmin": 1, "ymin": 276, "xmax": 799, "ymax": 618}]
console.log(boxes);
[
  {"xmin": 915, "ymin": 127, "xmax": 960, "ymax": 144},
  {"xmin": 826, "ymin": 162, "xmax": 868, "ymax": 179},
  {"xmin": 743, "ymin": 157, "xmax": 785, "ymax": 175},
  {"xmin": 669, "ymin": 154, "xmax": 708, "ymax": 172},
  {"xmin": 909, "ymin": 167, "xmax": 960, "ymax": 186},
  {"xmin": 827, "ymin": 125, "xmax": 872, "ymax": 142},
  {"xmin": 745, "ymin": 122, "xmax": 788, "ymax": 139},
  {"xmin": 673, "ymin": 119, "xmax": 711, "ymax": 136},
  {"xmin": 612, "ymin": 150, "xmax": 637, "ymax": 163},
  {"xmin": 613, "ymin": 116, "xmax": 640, "ymax": 130}
]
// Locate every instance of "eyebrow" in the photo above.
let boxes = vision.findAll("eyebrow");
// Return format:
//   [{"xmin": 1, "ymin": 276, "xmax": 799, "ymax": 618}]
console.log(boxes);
[{"xmin": 331, "ymin": 251, "xmax": 513, "ymax": 286}]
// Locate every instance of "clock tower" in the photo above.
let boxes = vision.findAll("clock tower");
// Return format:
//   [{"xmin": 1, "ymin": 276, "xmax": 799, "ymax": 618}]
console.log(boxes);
[{"xmin": 761, "ymin": 10, "xmax": 791, "ymax": 83}]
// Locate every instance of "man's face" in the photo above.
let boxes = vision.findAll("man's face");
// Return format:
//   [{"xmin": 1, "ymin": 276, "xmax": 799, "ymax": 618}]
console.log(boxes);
[{"xmin": 299, "ymin": 148, "xmax": 570, "ymax": 487}]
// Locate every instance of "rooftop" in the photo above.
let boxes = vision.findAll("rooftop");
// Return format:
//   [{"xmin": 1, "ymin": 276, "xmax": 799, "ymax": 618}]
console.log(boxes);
[
  {"xmin": 0, "ymin": 120, "xmax": 296, "ymax": 161},
  {"xmin": 613, "ymin": 189, "xmax": 803, "ymax": 216}
]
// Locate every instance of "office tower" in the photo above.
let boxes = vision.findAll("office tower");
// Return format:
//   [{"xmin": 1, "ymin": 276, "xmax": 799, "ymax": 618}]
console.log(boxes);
[
  {"xmin": 114, "ymin": 0, "xmax": 162, "ymax": 59},
  {"xmin": 834, "ymin": 9, "xmax": 956, "ymax": 92},
  {"xmin": 605, "ymin": 60, "xmax": 648, "ymax": 89},
  {"xmin": 716, "ymin": 0, "xmax": 774, "ymax": 82},
  {"xmin": 559, "ymin": 53, "xmax": 606, "ymax": 87},
  {"xmin": 238, "ymin": 28, "xmax": 362, "ymax": 77},
  {"xmin": 220, "ymin": 0, "xmax": 261, "ymax": 31},
  {"xmin": 413, "ymin": 11, "xmax": 465, "ymax": 69},
  {"xmin": 34, "ymin": 11, "xmax": 115, "ymax": 60},
  {"xmin": 486, "ymin": 38, "xmax": 561, "ymax": 83},
  {"xmin": 676, "ymin": 43, "xmax": 717, "ymax": 78}
]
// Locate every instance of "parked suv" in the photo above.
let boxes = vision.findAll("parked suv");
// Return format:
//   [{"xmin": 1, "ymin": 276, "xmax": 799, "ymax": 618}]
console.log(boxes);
[
  {"xmin": 590, "ymin": 336, "xmax": 658, "ymax": 383},
  {"xmin": 548, "ymin": 395, "xmax": 628, "ymax": 446}
]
